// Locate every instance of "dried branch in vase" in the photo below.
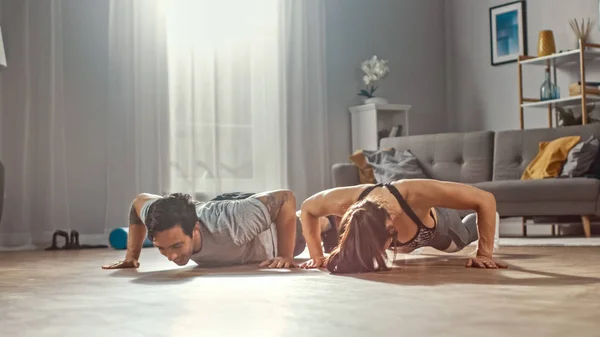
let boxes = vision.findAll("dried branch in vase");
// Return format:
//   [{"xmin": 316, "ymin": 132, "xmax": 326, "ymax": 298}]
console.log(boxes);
[{"xmin": 569, "ymin": 18, "xmax": 593, "ymax": 44}]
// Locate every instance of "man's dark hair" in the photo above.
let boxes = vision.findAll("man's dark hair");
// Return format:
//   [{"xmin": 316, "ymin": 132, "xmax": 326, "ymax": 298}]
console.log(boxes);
[{"xmin": 145, "ymin": 193, "xmax": 198, "ymax": 240}]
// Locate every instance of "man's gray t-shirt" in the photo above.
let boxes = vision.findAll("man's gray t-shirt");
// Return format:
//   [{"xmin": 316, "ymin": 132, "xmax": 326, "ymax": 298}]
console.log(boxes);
[{"xmin": 140, "ymin": 197, "xmax": 278, "ymax": 266}]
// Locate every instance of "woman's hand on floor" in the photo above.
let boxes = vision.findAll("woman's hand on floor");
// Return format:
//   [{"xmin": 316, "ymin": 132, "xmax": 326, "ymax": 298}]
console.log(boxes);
[
  {"xmin": 101, "ymin": 259, "xmax": 140, "ymax": 269},
  {"xmin": 259, "ymin": 256, "xmax": 297, "ymax": 269},
  {"xmin": 465, "ymin": 255, "xmax": 507, "ymax": 269},
  {"xmin": 299, "ymin": 256, "xmax": 328, "ymax": 269}
]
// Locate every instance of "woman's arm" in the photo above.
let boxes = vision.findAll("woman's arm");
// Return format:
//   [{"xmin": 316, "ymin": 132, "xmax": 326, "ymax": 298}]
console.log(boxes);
[
  {"xmin": 299, "ymin": 185, "xmax": 365, "ymax": 268},
  {"xmin": 402, "ymin": 180, "xmax": 499, "ymax": 263}
]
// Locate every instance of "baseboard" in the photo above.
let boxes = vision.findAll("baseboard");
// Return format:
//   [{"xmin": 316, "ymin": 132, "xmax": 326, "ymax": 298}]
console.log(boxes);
[
  {"xmin": 0, "ymin": 232, "xmax": 110, "ymax": 251},
  {"xmin": 499, "ymin": 217, "xmax": 597, "ymax": 237}
]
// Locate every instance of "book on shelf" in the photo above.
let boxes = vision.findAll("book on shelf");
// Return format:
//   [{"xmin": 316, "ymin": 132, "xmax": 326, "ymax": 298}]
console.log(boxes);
[
  {"xmin": 377, "ymin": 124, "xmax": 403, "ymax": 144},
  {"xmin": 388, "ymin": 124, "xmax": 402, "ymax": 137}
]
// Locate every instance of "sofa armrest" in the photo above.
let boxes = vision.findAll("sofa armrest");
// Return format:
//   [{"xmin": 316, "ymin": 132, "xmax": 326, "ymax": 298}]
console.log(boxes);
[{"xmin": 332, "ymin": 163, "xmax": 360, "ymax": 187}]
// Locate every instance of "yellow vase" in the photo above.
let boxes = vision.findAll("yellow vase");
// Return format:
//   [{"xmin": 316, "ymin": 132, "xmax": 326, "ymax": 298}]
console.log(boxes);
[{"xmin": 538, "ymin": 30, "xmax": 556, "ymax": 57}]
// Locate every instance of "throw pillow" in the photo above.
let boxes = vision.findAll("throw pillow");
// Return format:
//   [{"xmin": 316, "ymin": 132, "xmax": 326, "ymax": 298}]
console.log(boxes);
[
  {"xmin": 349, "ymin": 148, "xmax": 395, "ymax": 184},
  {"xmin": 368, "ymin": 149, "xmax": 428, "ymax": 183},
  {"xmin": 584, "ymin": 144, "xmax": 600, "ymax": 179},
  {"xmin": 560, "ymin": 135, "xmax": 600, "ymax": 177},
  {"xmin": 521, "ymin": 136, "xmax": 581, "ymax": 180}
]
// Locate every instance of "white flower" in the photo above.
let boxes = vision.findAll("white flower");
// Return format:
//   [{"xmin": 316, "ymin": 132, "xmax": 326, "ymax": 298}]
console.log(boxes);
[
  {"xmin": 360, "ymin": 55, "xmax": 390, "ymax": 84},
  {"xmin": 361, "ymin": 63, "xmax": 370, "ymax": 75}
]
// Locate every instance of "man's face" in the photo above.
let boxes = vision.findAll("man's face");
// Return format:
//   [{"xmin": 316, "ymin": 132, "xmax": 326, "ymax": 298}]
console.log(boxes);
[{"xmin": 153, "ymin": 223, "xmax": 199, "ymax": 266}]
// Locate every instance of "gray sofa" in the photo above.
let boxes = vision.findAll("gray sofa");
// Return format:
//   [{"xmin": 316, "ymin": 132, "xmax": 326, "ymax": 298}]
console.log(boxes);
[{"xmin": 332, "ymin": 124, "xmax": 600, "ymax": 237}]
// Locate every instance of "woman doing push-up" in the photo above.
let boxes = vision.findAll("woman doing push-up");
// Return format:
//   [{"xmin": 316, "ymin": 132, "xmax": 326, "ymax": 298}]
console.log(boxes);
[{"xmin": 298, "ymin": 179, "xmax": 506, "ymax": 273}]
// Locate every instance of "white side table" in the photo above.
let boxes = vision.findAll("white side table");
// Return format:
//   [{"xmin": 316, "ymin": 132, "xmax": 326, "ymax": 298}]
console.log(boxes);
[{"xmin": 348, "ymin": 103, "xmax": 412, "ymax": 152}]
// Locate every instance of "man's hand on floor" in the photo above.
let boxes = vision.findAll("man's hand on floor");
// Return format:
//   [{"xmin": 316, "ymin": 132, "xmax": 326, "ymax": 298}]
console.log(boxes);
[
  {"xmin": 101, "ymin": 259, "xmax": 140, "ymax": 269},
  {"xmin": 259, "ymin": 256, "xmax": 297, "ymax": 269}
]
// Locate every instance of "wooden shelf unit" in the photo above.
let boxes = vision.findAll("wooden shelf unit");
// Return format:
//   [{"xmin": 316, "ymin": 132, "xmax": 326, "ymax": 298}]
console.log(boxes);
[{"xmin": 518, "ymin": 39, "xmax": 600, "ymax": 129}]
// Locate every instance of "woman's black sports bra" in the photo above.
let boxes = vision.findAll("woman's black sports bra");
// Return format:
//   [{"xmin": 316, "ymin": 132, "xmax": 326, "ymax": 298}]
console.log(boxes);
[{"xmin": 357, "ymin": 182, "xmax": 436, "ymax": 250}]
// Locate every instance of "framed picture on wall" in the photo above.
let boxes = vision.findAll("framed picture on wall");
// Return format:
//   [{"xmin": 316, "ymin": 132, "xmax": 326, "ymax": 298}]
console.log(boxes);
[{"xmin": 489, "ymin": 1, "xmax": 527, "ymax": 66}]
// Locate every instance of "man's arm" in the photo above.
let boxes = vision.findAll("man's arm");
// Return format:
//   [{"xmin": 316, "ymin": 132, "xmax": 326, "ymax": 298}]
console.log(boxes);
[
  {"xmin": 255, "ymin": 190, "xmax": 297, "ymax": 263},
  {"xmin": 123, "ymin": 197, "xmax": 149, "ymax": 261},
  {"xmin": 102, "ymin": 193, "xmax": 160, "ymax": 269}
]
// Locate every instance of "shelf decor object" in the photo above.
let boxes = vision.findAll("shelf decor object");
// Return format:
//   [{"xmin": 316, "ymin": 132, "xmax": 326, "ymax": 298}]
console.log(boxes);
[
  {"xmin": 569, "ymin": 17, "xmax": 592, "ymax": 49},
  {"xmin": 537, "ymin": 30, "xmax": 556, "ymax": 57},
  {"xmin": 518, "ymin": 40, "xmax": 600, "ymax": 129},
  {"xmin": 540, "ymin": 68, "xmax": 559, "ymax": 101},
  {"xmin": 489, "ymin": 1, "xmax": 527, "ymax": 66},
  {"xmin": 356, "ymin": 55, "xmax": 390, "ymax": 104}
]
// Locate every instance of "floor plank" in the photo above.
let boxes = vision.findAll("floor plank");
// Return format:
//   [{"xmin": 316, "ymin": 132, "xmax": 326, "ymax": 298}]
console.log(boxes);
[{"xmin": 1, "ymin": 246, "xmax": 600, "ymax": 337}]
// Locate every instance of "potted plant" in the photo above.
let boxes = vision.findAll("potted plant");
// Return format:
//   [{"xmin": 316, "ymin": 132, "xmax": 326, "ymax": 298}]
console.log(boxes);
[
  {"xmin": 357, "ymin": 55, "xmax": 390, "ymax": 104},
  {"xmin": 556, "ymin": 103, "xmax": 600, "ymax": 126}
]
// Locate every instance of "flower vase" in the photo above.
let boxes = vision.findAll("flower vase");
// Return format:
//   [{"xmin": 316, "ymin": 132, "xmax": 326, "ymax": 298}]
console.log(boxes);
[{"xmin": 364, "ymin": 97, "xmax": 388, "ymax": 104}]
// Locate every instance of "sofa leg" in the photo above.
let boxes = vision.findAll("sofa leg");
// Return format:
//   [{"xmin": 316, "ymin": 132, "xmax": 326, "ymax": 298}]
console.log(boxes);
[
  {"xmin": 522, "ymin": 217, "xmax": 527, "ymax": 237},
  {"xmin": 581, "ymin": 215, "xmax": 592, "ymax": 238}
]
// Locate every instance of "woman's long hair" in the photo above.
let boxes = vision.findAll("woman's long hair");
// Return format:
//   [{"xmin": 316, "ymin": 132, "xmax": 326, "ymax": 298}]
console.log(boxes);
[{"xmin": 326, "ymin": 199, "xmax": 397, "ymax": 274}]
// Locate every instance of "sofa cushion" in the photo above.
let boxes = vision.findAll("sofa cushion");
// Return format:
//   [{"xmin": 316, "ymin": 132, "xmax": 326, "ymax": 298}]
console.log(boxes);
[
  {"xmin": 368, "ymin": 149, "xmax": 428, "ymax": 182},
  {"xmin": 380, "ymin": 131, "xmax": 494, "ymax": 183},
  {"xmin": 493, "ymin": 123, "xmax": 600, "ymax": 181},
  {"xmin": 473, "ymin": 177, "xmax": 600, "ymax": 202},
  {"xmin": 521, "ymin": 136, "xmax": 581, "ymax": 180},
  {"xmin": 561, "ymin": 135, "xmax": 600, "ymax": 177}
]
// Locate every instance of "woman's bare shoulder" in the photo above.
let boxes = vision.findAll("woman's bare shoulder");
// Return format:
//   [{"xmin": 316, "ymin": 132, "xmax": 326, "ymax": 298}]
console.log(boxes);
[
  {"xmin": 314, "ymin": 184, "xmax": 377, "ymax": 200},
  {"xmin": 389, "ymin": 178, "xmax": 442, "ymax": 190},
  {"xmin": 388, "ymin": 179, "xmax": 443, "ymax": 200},
  {"xmin": 324, "ymin": 183, "xmax": 373, "ymax": 194},
  {"xmin": 301, "ymin": 184, "xmax": 375, "ymax": 216}
]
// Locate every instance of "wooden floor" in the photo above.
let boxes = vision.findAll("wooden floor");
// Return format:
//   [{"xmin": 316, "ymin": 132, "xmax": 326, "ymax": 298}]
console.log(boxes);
[{"xmin": 2, "ymin": 246, "xmax": 600, "ymax": 337}]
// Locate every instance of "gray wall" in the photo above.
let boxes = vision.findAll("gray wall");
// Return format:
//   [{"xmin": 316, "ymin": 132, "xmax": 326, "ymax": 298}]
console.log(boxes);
[
  {"xmin": 325, "ymin": 0, "xmax": 447, "ymax": 169},
  {"xmin": 446, "ymin": 0, "xmax": 600, "ymax": 132}
]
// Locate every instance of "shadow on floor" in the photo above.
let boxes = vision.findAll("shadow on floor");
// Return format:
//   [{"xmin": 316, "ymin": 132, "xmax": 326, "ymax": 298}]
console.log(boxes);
[
  {"xmin": 107, "ymin": 263, "xmax": 324, "ymax": 285},
  {"xmin": 337, "ymin": 254, "xmax": 600, "ymax": 287},
  {"xmin": 105, "ymin": 252, "xmax": 600, "ymax": 287}
]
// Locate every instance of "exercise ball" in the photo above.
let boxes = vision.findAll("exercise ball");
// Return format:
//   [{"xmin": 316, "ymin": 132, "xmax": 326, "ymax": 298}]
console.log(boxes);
[{"xmin": 109, "ymin": 227, "xmax": 153, "ymax": 250}]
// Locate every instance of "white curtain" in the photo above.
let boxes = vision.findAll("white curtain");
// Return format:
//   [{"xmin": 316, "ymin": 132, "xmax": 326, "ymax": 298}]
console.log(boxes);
[
  {"xmin": 164, "ymin": 0, "xmax": 329, "ymax": 204},
  {"xmin": 0, "ymin": 0, "xmax": 328, "ymax": 248},
  {"xmin": 282, "ymin": 0, "xmax": 330, "ymax": 205},
  {"xmin": 0, "ymin": 0, "xmax": 70, "ymax": 247},
  {"xmin": 105, "ymin": 0, "xmax": 170, "ymax": 233},
  {"xmin": 164, "ymin": 0, "xmax": 286, "ymax": 200},
  {"xmin": 0, "ymin": 0, "xmax": 169, "ymax": 248}
]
